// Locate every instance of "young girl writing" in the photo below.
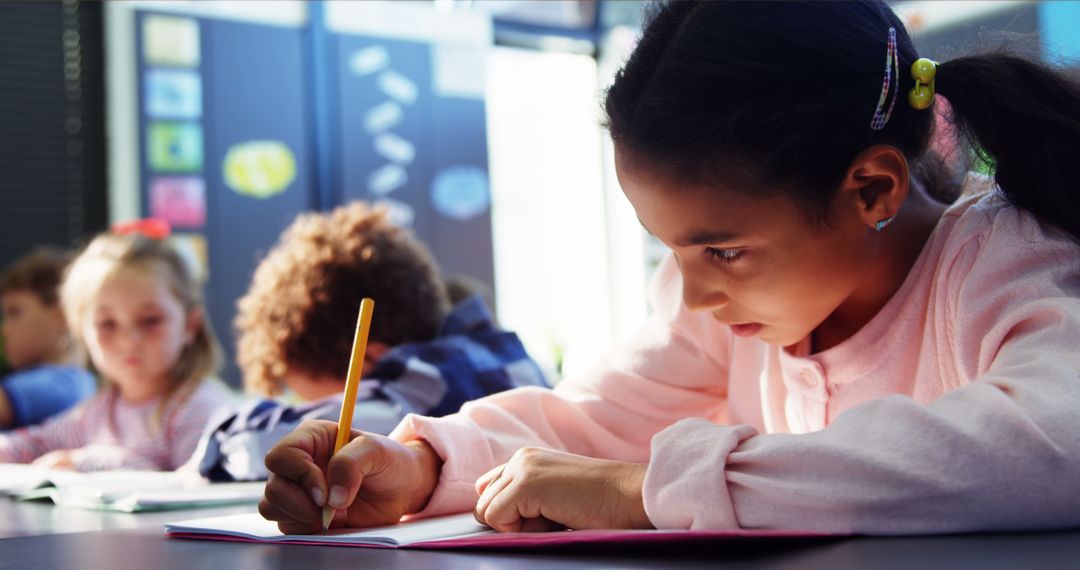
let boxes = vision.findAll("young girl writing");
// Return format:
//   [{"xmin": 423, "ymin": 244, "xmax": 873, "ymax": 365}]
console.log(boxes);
[
  {"xmin": 259, "ymin": 0, "xmax": 1080, "ymax": 534},
  {"xmin": 0, "ymin": 231, "xmax": 228, "ymax": 471}
]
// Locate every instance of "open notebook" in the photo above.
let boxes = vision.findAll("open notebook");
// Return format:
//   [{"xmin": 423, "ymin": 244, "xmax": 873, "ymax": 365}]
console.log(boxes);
[
  {"xmin": 166, "ymin": 512, "xmax": 836, "ymax": 550},
  {"xmin": 0, "ymin": 465, "xmax": 264, "ymax": 512}
]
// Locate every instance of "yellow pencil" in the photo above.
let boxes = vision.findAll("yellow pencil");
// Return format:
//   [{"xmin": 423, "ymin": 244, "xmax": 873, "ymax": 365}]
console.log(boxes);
[{"xmin": 322, "ymin": 297, "xmax": 375, "ymax": 530}]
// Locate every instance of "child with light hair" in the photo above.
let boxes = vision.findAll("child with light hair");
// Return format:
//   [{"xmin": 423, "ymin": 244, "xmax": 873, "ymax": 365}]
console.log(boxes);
[{"xmin": 0, "ymin": 232, "xmax": 228, "ymax": 470}]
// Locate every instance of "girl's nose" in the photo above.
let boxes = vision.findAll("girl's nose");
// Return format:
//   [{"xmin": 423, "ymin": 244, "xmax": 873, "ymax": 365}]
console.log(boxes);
[
  {"xmin": 119, "ymin": 326, "xmax": 143, "ymax": 348},
  {"xmin": 681, "ymin": 273, "xmax": 730, "ymax": 312}
]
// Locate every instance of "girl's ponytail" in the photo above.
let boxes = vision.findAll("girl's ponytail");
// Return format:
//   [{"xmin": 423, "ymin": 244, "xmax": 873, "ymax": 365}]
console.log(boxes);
[{"xmin": 936, "ymin": 54, "xmax": 1080, "ymax": 243}]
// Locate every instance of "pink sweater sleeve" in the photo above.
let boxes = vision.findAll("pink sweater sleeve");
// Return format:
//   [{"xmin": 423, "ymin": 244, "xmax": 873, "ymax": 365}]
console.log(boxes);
[
  {"xmin": 0, "ymin": 392, "xmax": 100, "ymax": 462},
  {"xmin": 646, "ymin": 208, "xmax": 1080, "ymax": 532},
  {"xmin": 390, "ymin": 255, "xmax": 734, "ymax": 517}
]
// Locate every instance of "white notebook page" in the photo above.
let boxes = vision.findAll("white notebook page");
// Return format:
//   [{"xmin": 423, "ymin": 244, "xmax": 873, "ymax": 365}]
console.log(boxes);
[{"xmin": 166, "ymin": 512, "xmax": 492, "ymax": 546}]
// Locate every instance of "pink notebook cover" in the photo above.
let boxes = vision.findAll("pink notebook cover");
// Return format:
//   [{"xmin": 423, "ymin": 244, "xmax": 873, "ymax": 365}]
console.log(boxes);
[{"xmin": 167, "ymin": 527, "xmax": 839, "ymax": 551}]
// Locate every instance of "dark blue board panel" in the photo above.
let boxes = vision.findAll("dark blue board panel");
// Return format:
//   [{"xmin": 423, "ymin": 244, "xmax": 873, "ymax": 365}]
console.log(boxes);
[
  {"xmin": 429, "ymin": 94, "xmax": 494, "ymax": 296},
  {"xmin": 335, "ymin": 33, "xmax": 494, "ymax": 300},
  {"xmin": 202, "ymin": 18, "xmax": 313, "ymax": 386}
]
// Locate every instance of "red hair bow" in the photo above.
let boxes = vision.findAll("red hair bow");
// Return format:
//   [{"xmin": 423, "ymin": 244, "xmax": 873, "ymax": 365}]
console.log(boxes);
[{"xmin": 110, "ymin": 218, "xmax": 171, "ymax": 239}]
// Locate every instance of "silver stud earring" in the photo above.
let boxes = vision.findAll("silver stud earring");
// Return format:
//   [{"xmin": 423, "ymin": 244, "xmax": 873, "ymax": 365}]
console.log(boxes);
[{"xmin": 874, "ymin": 217, "xmax": 894, "ymax": 232}]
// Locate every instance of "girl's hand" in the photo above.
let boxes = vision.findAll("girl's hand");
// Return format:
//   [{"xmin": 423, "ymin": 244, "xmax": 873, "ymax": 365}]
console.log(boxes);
[
  {"xmin": 33, "ymin": 449, "xmax": 77, "ymax": 470},
  {"xmin": 259, "ymin": 420, "xmax": 441, "ymax": 534},
  {"xmin": 473, "ymin": 447, "xmax": 653, "ymax": 532}
]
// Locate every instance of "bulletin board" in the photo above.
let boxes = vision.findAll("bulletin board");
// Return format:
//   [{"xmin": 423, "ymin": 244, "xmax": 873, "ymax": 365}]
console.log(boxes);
[{"xmin": 132, "ymin": 8, "xmax": 494, "ymax": 385}]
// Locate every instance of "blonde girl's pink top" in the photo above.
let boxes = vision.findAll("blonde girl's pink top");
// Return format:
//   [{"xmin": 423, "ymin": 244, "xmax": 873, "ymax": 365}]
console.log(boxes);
[
  {"xmin": 0, "ymin": 380, "xmax": 228, "ymax": 471},
  {"xmin": 390, "ymin": 179, "xmax": 1080, "ymax": 534}
]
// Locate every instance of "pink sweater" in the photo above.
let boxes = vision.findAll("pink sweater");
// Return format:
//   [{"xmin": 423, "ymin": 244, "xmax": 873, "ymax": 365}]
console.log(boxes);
[
  {"xmin": 391, "ymin": 183, "xmax": 1080, "ymax": 534},
  {"xmin": 0, "ymin": 380, "xmax": 228, "ymax": 471}
]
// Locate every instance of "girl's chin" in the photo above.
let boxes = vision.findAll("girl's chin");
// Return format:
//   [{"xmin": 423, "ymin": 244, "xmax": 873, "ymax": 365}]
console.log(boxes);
[{"xmin": 105, "ymin": 375, "xmax": 163, "ymax": 401}]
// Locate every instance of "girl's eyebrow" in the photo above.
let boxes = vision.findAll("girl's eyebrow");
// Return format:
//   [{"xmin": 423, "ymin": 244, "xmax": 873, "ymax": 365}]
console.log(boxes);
[
  {"xmin": 637, "ymin": 217, "xmax": 742, "ymax": 246},
  {"xmin": 674, "ymin": 229, "xmax": 742, "ymax": 247}
]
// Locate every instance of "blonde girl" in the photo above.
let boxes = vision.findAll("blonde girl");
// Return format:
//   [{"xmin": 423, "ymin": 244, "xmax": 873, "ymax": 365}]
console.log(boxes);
[{"xmin": 0, "ymin": 232, "xmax": 227, "ymax": 471}]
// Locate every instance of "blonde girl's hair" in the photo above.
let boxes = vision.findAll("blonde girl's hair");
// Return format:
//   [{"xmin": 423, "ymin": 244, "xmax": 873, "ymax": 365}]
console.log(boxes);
[{"xmin": 60, "ymin": 233, "xmax": 221, "ymax": 419}]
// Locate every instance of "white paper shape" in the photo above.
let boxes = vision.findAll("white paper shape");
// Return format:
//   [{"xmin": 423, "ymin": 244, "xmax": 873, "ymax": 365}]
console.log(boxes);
[
  {"xmin": 374, "ymin": 133, "xmax": 416, "ymax": 164},
  {"xmin": 367, "ymin": 163, "xmax": 408, "ymax": 196},
  {"xmin": 349, "ymin": 46, "xmax": 390, "ymax": 76},
  {"xmin": 375, "ymin": 198, "xmax": 416, "ymax": 228},
  {"xmin": 377, "ymin": 70, "xmax": 418, "ymax": 105},
  {"xmin": 363, "ymin": 101, "xmax": 404, "ymax": 135}
]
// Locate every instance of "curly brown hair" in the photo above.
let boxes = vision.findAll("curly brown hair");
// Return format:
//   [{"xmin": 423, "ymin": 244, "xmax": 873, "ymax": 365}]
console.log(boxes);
[{"xmin": 236, "ymin": 202, "xmax": 450, "ymax": 396}]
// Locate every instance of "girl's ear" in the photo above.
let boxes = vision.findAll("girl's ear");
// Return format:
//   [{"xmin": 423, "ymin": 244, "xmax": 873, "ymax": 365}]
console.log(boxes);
[
  {"xmin": 184, "ymin": 307, "xmax": 204, "ymax": 344},
  {"xmin": 365, "ymin": 342, "xmax": 390, "ymax": 363},
  {"xmin": 361, "ymin": 342, "xmax": 391, "ymax": 376},
  {"xmin": 838, "ymin": 145, "xmax": 910, "ymax": 229},
  {"xmin": 46, "ymin": 303, "xmax": 68, "ymax": 331}
]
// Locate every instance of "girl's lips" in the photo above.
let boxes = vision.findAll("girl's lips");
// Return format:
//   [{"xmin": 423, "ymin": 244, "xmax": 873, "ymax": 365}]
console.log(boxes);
[{"xmin": 729, "ymin": 323, "xmax": 763, "ymax": 337}]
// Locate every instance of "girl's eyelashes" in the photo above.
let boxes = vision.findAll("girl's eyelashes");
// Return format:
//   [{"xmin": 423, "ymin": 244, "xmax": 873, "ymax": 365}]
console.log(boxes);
[
  {"xmin": 96, "ymin": 318, "xmax": 117, "ymax": 332},
  {"xmin": 704, "ymin": 247, "xmax": 745, "ymax": 264},
  {"xmin": 95, "ymin": 315, "xmax": 163, "ymax": 331},
  {"xmin": 138, "ymin": 316, "xmax": 163, "ymax": 328}
]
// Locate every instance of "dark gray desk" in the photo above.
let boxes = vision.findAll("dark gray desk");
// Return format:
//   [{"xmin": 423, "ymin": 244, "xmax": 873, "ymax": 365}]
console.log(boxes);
[{"xmin": 2, "ymin": 498, "xmax": 1079, "ymax": 569}]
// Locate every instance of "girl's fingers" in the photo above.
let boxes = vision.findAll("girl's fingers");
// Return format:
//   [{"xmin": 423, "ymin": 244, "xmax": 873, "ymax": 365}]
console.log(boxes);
[
  {"xmin": 258, "ymin": 498, "xmax": 321, "ymax": 535},
  {"xmin": 324, "ymin": 436, "xmax": 377, "ymax": 510},
  {"xmin": 475, "ymin": 463, "xmax": 506, "ymax": 495},
  {"xmin": 264, "ymin": 424, "xmax": 338, "ymax": 507},
  {"xmin": 262, "ymin": 474, "xmax": 322, "ymax": 525},
  {"xmin": 485, "ymin": 478, "xmax": 538, "ymax": 533},
  {"xmin": 473, "ymin": 467, "xmax": 512, "ymax": 527}
]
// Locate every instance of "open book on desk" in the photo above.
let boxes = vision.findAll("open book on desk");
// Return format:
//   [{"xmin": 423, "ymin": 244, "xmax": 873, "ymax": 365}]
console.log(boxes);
[
  {"xmin": 166, "ymin": 511, "xmax": 838, "ymax": 551},
  {"xmin": 0, "ymin": 465, "xmax": 265, "ymax": 512}
]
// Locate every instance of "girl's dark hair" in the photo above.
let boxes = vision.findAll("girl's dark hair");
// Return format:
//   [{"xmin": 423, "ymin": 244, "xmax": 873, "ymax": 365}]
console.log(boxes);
[
  {"xmin": 604, "ymin": 0, "xmax": 1080, "ymax": 242},
  {"xmin": 0, "ymin": 247, "xmax": 73, "ymax": 306}
]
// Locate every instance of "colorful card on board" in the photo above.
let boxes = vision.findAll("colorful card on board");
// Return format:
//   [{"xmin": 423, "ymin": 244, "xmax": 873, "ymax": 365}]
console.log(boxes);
[
  {"xmin": 145, "ymin": 69, "xmax": 202, "ymax": 120},
  {"xmin": 143, "ymin": 15, "xmax": 200, "ymax": 68},
  {"xmin": 222, "ymin": 140, "xmax": 297, "ymax": 199},
  {"xmin": 149, "ymin": 176, "xmax": 206, "ymax": 228},
  {"xmin": 148, "ymin": 123, "xmax": 203, "ymax": 173}
]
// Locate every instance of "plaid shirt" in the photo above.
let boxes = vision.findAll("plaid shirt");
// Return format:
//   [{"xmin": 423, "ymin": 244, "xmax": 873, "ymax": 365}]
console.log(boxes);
[{"xmin": 193, "ymin": 296, "xmax": 547, "ymax": 481}]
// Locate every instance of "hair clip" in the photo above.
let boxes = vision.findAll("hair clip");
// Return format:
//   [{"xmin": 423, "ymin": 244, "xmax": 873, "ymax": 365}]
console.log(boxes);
[
  {"xmin": 111, "ymin": 218, "xmax": 171, "ymax": 240},
  {"xmin": 870, "ymin": 27, "xmax": 900, "ymax": 131},
  {"xmin": 908, "ymin": 58, "xmax": 938, "ymax": 110}
]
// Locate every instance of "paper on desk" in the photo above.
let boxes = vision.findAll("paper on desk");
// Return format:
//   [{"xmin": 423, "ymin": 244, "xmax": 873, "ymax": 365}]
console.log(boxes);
[
  {"xmin": 166, "ymin": 511, "xmax": 492, "ymax": 546},
  {"xmin": 0, "ymin": 465, "xmax": 264, "ymax": 512},
  {"xmin": 165, "ymin": 511, "xmax": 839, "ymax": 550}
]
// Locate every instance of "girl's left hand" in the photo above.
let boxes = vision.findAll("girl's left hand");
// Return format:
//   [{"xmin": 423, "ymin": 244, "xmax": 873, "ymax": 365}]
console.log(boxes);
[
  {"xmin": 33, "ymin": 449, "xmax": 77, "ymax": 470},
  {"xmin": 473, "ymin": 447, "xmax": 653, "ymax": 532}
]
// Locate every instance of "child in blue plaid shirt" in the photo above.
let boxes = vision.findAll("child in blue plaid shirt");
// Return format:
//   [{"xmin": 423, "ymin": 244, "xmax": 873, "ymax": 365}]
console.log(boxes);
[{"xmin": 190, "ymin": 203, "xmax": 546, "ymax": 481}]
